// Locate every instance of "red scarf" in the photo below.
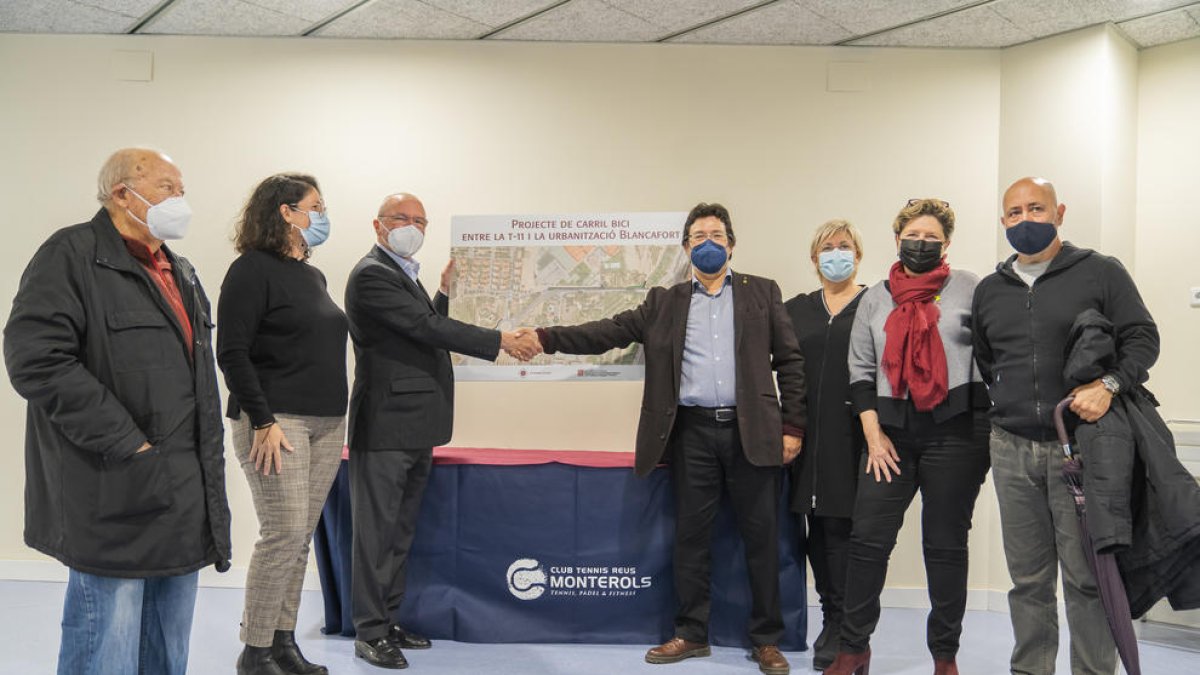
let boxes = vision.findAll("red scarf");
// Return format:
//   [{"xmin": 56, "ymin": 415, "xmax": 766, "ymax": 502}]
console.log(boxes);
[{"xmin": 881, "ymin": 260, "xmax": 950, "ymax": 412}]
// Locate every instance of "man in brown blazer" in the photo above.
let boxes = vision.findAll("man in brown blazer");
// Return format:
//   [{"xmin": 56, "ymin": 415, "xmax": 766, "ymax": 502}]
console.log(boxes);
[{"xmin": 533, "ymin": 202, "xmax": 805, "ymax": 675}]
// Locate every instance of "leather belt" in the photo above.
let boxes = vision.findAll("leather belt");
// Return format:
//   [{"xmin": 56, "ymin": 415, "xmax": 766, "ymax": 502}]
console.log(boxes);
[{"xmin": 681, "ymin": 406, "xmax": 738, "ymax": 423}]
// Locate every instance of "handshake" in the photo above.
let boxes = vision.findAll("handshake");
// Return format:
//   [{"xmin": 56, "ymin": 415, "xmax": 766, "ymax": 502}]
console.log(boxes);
[{"xmin": 500, "ymin": 327, "xmax": 543, "ymax": 362}]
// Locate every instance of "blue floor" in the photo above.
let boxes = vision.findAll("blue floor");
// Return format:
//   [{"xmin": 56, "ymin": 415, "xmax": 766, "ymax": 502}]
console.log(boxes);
[{"xmin": 3, "ymin": 580, "xmax": 1197, "ymax": 674}]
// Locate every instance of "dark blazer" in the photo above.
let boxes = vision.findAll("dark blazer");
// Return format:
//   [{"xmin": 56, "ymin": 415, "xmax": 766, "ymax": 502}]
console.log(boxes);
[
  {"xmin": 4, "ymin": 209, "xmax": 231, "ymax": 577},
  {"xmin": 345, "ymin": 246, "xmax": 501, "ymax": 451},
  {"xmin": 540, "ymin": 272, "xmax": 806, "ymax": 476},
  {"xmin": 785, "ymin": 288, "xmax": 865, "ymax": 518}
]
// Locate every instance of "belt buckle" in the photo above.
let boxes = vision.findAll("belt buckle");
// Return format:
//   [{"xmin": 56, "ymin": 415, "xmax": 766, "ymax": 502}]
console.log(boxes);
[{"xmin": 714, "ymin": 407, "xmax": 736, "ymax": 423}]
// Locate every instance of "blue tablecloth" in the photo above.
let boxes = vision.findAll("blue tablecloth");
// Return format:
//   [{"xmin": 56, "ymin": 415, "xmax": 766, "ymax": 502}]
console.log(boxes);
[{"xmin": 313, "ymin": 457, "xmax": 807, "ymax": 650}]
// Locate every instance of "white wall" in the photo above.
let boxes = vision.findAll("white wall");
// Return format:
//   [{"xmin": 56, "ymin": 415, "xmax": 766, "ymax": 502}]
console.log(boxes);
[
  {"xmin": 1135, "ymin": 36, "xmax": 1200, "ymax": 423},
  {"xmin": 0, "ymin": 28, "xmax": 1194, "ymax": 602}
]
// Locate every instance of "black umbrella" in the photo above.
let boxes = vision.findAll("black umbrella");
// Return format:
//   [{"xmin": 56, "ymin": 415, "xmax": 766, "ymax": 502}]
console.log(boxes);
[{"xmin": 1054, "ymin": 397, "xmax": 1142, "ymax": 675}]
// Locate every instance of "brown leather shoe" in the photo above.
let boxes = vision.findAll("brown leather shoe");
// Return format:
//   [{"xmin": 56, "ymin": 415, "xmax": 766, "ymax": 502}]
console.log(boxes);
[
  {"xmin": 645, "ymin": 637, "xmax": 711, "ymax": 664},
  {"xmin": 752, "ymin": 645, "xmax": 790, "ymax": 675}
]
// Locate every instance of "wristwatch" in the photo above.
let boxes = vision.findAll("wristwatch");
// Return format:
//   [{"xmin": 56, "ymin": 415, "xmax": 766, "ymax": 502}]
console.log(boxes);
[{"xmin": 1100, "ymin": 374, "xmax": 1121, "ymax": 395}]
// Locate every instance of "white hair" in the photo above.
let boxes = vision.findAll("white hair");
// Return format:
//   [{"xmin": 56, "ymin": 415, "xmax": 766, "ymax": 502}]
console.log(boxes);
[{"xmin": 96, "ymin": 147, "xmax": 168, "ymax": 204}]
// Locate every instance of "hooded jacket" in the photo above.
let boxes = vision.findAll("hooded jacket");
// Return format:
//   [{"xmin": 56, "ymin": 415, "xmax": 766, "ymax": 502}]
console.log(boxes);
[{"xmin": 972, "ymin": 242, "xmax": 1159, "ymax": 442}]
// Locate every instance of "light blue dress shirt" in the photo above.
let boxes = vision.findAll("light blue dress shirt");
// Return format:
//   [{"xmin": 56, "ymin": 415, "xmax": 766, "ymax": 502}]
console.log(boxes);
[
  {"xmin": 678, "ymin": 270, "xmax": 737, "ymax": 408},
  {"xmin": 376, "ymin": 243, "xmax": 421, "ymax": 283}
]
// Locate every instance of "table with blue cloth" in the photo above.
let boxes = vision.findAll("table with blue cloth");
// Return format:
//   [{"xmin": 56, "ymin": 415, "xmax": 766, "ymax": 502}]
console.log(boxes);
[{"xmin": 313, "ymin": 447, "xmax": 807, "ymax": 650}]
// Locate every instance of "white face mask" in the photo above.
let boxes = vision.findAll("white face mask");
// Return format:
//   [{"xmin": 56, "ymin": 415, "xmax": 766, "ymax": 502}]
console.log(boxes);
[
  {"xmin": 125, "ymin": 186, "xmax": 192, "ymax": 241},
  {"xmin": 387, "ymin": 224, "xmax": 424, "ymax": 258}
]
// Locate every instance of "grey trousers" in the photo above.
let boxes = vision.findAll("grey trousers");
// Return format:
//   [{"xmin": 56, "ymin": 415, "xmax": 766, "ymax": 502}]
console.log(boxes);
[
  {"xmin": 232, "ymin": 413, "xmax": 346, "ymax": 647},
  {"xmin": 349, "ymin": 447, "xmax": 433, "ymax": 642},
  {"xmin": 990, "ymin": 425, "xmax": 1117, "ymax": 675}
]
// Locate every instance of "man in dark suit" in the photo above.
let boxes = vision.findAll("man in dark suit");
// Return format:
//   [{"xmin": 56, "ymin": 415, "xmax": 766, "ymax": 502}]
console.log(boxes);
[
  {"xmin": 532, "ymin": 202, "xmax": 805, "ymax": 675},
  {"xmin": 345, "ymin": 193, "xmax": 537, "ymax": 669}
]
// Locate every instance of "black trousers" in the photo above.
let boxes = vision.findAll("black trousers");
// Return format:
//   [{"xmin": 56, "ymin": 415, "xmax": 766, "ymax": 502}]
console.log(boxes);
[
  {"xmin": 806, "ymin": 514, "xmax": 853, "ymax": 638},
  {"xmin": 669, "ymin": 407, "xmax": 783, "ymax": 646},
  {"xmin": 349, "ymin": 447, "xmax": 433, "ymax": 642},
  {"xmin": 838, "ymin": 412, "xmax": 989, "ymax": 658}
]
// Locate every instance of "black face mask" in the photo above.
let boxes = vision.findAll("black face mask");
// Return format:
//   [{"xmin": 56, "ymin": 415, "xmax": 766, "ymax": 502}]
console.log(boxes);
[{"xmin": 898, "ymin": 239, "xmax": 944, "ymax": 274}]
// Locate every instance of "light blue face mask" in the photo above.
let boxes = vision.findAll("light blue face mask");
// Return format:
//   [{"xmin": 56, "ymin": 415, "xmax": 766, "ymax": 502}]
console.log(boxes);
[
  {"xmin": 818, "ymin": 249, "xmax": 856, "ymax": 282},
  {"xmin": 291, "ymin": 207, "xmax": 330, "ymax": 248}
]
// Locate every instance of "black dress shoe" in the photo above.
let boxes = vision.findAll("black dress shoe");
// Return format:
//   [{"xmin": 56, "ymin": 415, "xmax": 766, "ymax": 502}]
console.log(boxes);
[
  {"xmin": 236, "ymin": 644, "xmax": 288, "ymax": 675},
  {"xmin": 355, "ymin": 637, "xmax": 409, "ymax": 669},
  {"xmin": 271, "ymin": 630, "xmax": 328, "ymax": 675},
  {"xmin": 389, "ymin": 624, "xmax": 432, "ymax": 650}
]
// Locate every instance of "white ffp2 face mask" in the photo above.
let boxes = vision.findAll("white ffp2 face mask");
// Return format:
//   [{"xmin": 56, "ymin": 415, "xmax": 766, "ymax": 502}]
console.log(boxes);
[
  {"xmin": 126, "ymin": 186, "xmax": 192, "ymax": 241},
  {"xmin": 387, "ymin": 225, "xmax": 424, "ymax": 258}
]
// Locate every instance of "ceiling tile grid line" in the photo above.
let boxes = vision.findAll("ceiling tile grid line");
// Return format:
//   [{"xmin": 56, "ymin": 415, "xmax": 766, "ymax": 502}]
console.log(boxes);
[
  {"xmin": 301, "ymin": 0, "xmax": 374, "ymax": 36},
  {"xmin": 827, "ymin": 0, "xmax": 995, "ymax": 46},
  {"xmin": 653, "ymin": 0, "xmax": 783, "ymax": 43},
  {"xmin": 475, "ymin": 0, "xmax": 573, "ymax": 40},
  {"xmin": 128, "ymin": 0, "xmax": 180, "ymax": 33}
]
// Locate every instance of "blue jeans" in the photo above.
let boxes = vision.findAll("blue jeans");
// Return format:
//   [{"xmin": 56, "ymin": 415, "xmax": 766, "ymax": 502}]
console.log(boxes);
[{"xmin": 58, "ymin": 568, "xmax": 199, "ymax": 675}]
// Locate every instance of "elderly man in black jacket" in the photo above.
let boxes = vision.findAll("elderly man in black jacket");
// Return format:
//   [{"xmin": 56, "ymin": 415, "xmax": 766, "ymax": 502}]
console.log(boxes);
[
  {"xmin": 972, "ymin": 177, "xmax": 1159, "ymax": 675},
  {"xmin": 4, "ymin": 148, "xmax": 230, "ymax": 675}
]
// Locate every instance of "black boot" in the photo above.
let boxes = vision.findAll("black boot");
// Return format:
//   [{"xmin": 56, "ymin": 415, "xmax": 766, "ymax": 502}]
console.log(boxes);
[
  {"xmin": 271, "ymin": 630, "xmax": 329, "ymax": 675},
  {"xmin": 811, "ymin": 620, "xmax": 842, "ymax": 670},
  {"xmin": 236, "ymin": 645, "xmax": 288, "ymax": 675}
]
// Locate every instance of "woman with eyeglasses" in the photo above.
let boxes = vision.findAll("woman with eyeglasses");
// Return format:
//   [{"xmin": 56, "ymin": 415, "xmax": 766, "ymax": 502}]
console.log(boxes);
[
  {"xmin": 217, "ymin": 174, "xmax": 348, "ymax": 675},
  {"xmin": 784, "ymin": 219, "xmax": 868, "ymax": 671},
  {"xmin": 826, "ymin": 199, "xmax": 990, "ymax": 675}
]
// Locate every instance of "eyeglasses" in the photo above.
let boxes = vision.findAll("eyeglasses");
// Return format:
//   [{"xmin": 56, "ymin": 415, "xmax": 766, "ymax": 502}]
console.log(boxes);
[
  {"xmin": 907, "ymin": 198, "xmax": 950, "ymax": 208},
  {"xmin": 288, "ymin": 203, "xmax": 327, "ymax": 215},
  {"xmin": 378, "ymin": 214, "xmax": 429, "ymax": 227},
  {"xmin": 688, "ymin": 231, "xmax": 728, "ymax": 244}
]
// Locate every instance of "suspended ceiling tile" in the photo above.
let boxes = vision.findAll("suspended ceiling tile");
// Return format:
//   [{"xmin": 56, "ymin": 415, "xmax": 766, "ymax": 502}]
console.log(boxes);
[
  {"xmin": 420, "ymin": 0, "xmax": 563, "ymax": 29},
  {"xmin": 1118, "ymin": 4, "xmax": 1200, "ymax": 48},
  {"xmin": 850, "ymin": 4, "xmax": 1030, "ymax": 47},
  {"xmin": 987, "ymin": 0, "xmax": 1093, "ymax": 39},
  {"xmin": 798, "ymin": 0, "xmax": 981, "ymax": 36},
  {"xmin": 1098, "ymin": 0, "xmax": 1200, "ymax": 23},
  {"xmin": 140, "ymin": 0, "xmax": 360, "ymax": 36},
  {"xmin": 0, "ymin": 0, "xmax": 159, "ymax": 34},
  {"xmin": 669, "ymin": 0, "xmax": 853, "ymax": 45},
  {"xmin": 489, "ymin": 0, "xmax": 664, "ymax": 43},
  {"xmin": 317, "ymin": 0, "xmax": 488, "ymax": 39},
  {"xmin": 605, "ymin": 0, "xmax": 762, "ymax": 33},
  {"xmin": 988, "ymin": 0, "xmax": 1200, "ymax": 40}
]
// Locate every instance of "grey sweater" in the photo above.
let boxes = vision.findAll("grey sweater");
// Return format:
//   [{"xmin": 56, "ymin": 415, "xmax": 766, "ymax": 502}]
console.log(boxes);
[{"xmin": 848, "ymin": 268, "xmax": 987, "ymax": 428}]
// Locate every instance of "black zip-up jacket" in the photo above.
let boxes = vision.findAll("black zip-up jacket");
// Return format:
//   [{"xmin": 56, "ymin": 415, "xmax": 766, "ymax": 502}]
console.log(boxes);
[
  {"xmin": 785, "ymin": 288, "xmax": 865, "ymax": 518},
  {"xmin": 3, "ymin": 209, "xmax": 231, "ymax": 577},
  {"xmin": 971, "ymin": 242, "xmax": 1159, "ymax": 442}
]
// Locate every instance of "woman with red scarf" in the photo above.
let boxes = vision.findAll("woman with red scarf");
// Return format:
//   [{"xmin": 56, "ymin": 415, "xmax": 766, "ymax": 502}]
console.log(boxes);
[{"xmin": 825, "ymin": 199, "xmax": 991, "ymax": 675}]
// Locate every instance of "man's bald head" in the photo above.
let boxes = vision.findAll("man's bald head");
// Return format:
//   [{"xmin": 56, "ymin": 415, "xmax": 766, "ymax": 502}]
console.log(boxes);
[
  {"xmin": 377, "ymin": 192, "xmax": 423, "ymax": 215},
  {"xmin": 1002, "ymin": 176, "xmax": 1064, "ymax": 227},
  {"xmin": 96, "ymin": 148, "xmax": 178, "ymax": 205},
  {"xmin": 374, "ymin": 192, "xmax": 428, "ymax": 250}
]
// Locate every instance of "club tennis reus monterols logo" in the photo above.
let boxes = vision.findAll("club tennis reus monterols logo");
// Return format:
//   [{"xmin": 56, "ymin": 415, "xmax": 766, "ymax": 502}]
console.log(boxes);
[{"xmin": 506, "ymin": 558, "xmax": 548, "ymax": 600}]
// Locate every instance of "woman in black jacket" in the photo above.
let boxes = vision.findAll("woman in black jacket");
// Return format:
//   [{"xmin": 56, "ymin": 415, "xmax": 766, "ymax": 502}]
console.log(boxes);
[
  {"xmin": 785, "ymin": 219, "xmax": 867, "ymax": 671},
  {"xmin": 217, "ymin": 174, "xmax": 349, "ymax": 675}
]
